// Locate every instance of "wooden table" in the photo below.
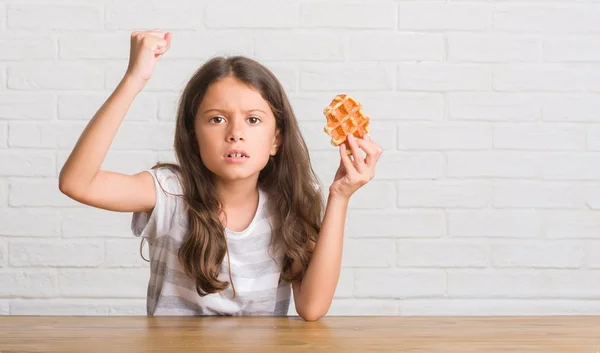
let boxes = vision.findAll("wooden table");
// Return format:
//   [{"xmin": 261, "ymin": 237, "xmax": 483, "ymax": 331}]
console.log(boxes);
[{"xmin": 1, "ymin": 316, "xmax": 598, "ymax": 352}]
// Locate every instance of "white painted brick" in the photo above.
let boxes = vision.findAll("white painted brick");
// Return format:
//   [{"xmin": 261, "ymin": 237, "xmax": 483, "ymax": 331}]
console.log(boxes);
[
  {"xmin": 58, "ymin": 92, "xmax": 157, "ymax": 121},
  {"xmin": 156, "ymin": 151, "xmax": 177, "ymax": 165},
  {"xmin": 300, "ymin": 3, "xmax": 396, "ymax": 29},
  {"xmin": 448, "ymin": 35, "xmax": 540, "ymax": 62},
  {"xmin": 587, "ymin": 241, "xmax": 600, "ymax": 268},
  {"xmin": 448, "ymin": 210, "xmax": 542, "ymax": 238},
  {"xmin": 0, "ymin": 36, "xmax": 56, "ymax": 60},
  {"xmin": 256, "ymin": 33, "xmax": 343, "ymax": 61},
  {"xmin": 112, "ymin": 123, "xmax": 175, "ymax": 151},
  {"xmin": 398, "ymin": 2, "xmax": 491, "ymax": 31},
  {"xmin": 7, "ymin": 4, "xmax": 103, "ymax": 30},
  {"xmin": 494, "ymin": 124, "xmax": 585, "ymax": 151},
  {"xmin": 492, "ymin": 241, "xmax": 585, "ymax": 269},
  {"xmin": 399, "ymin": 299, "xmax": 600, "ymax": 316},
  {"xmin": 446, "ymin": 152, "xmax": 537, "ymax": 178},
  {"xmin": 586, "ymin": 184, "xmax": 600, "ymax": 210},
  {"xmin": 326, "ymin": 300, "xmax": 398, "ymax": 316},
  {"xmin": 588, "ymin": 127, "xmax": 600, "ymax": 151},
  {"xmin": 539, "ymin": 153, "xmax": 600, "ymax": 180},
  {"xmin": 0, "ymin": 271, "xmax": 58, "ymax": 297},
  {"xmin": 302, "ymin": 121, "xmax": 395, "ymax": 151},
  {"xmin": 0, "ymin": 93, "xmax": 56, "ymax": 120},
  {"xmin": 396, "ymin": 240, "xmax": 489, "ymax": 268},
  {"xmin": 543, "ymin": 36, "xmax": 600, "ymax": 62},
  {"xmin": 542, "ymin": 94, "xmax": 600, "ymax": 122},
  {"xmin": 10, "ymin": 179, "xmax": 80, "ymax": 207},
  {"xmin": 300, "ymin": 64, "xmax": 394, "ymax": 91},
  {"xmin": 447, "ymin": 93, "xmax": 540, "ymax": 122},
  {"xmin": 261, "ymin": 63, "xmax": 297, "ymax": 93},
  {"xmin": 105, "ymin": 239, "xmax": 149, "ymax": 268},
  {"xmin": 205, "ymin": 1, "xmax": 297, "ymax": 29},
  {"xmin": 0, "ymin": 123, "xmax": 6, "ymax": 148},
  {"xmin": 62, "ymin": 208, "xmax": 133, "ymax": 238},
  {"xmin": 106, "ymin": 1, "xmax": 204, "ymax": 30},
  {"xmin": 544, "ymin": 211, "xmax": 600, "ymax": 239},
  {"xmin": 346, "ymin": 210, "xmax": 445, "ymax": 239},
  {"xmin": 59, "ymin": 33, "xmax": 128, "ymax": 60},
  {"xmin": 0, "ymin": 301, "xmax": 7, "ymax": 315},
  {"xmin": 59, "ymin": 269, "xmax": 149, "ymax": 298},
  {"xmin": 57, "ymin": 151, "xmax": 157, "ymax": 177},
  {"xmin": 105, "ymin": 60, "xmax": 199, "ymax": 93},
  {"xmin": 376, "ymin": 151, "xmax": 442, "ymax": 180},
  {"xmin": 493, "ymin": 181, "xmax": 585, "ymax": 209},
  {"xmin": 493, "ymin": 65, "xmax": 600, "ymax": 92},
  {"xmin": 0, "ymin": 209, "xmax": 61, "ymax": 237},
  {"xmin": 348, "ymin": 181, "xmax": 396, "ymax": 210},
  {"xmin": 108, "ymin": 299, "xmax": 146, "ymax": 315},
  {"xmin": 8, "ymin": 62, "xmax": 103, "ymax": 90},
  {"xmin": 355, "ymin": 270, "xmax": 446, "ymax": 298},
  {"xmin": 396, "ymin": 181, "xmax": 491, "ymax": 208},
  {"xmin": 347, "ymin": 33, "xmax": 443, "ymax": 61},
  {"xmin": 334, "ymin": 269, "xmax": 354, "ymax": 298},
  {"xmin": 342, "ymin": 239, "xmax": 395, "ymax": 268},
  {"xmin": 397, "ymin": 123, "xmax": 493, "ymax": 150},
  {"xmin": 10, "ymin": 240, "xmax": 104, "ymax": 267},
  {"xmin": 310, "ymin": 151, "xmax": 343, "ymax": 188},
  {"xmin": 0, "ymin": 178, "xmax": 6, "ymax": 208},
  {"xmin": 0, "ymin": 151, "xmax": 55, "ymax": 177},
  {"xmin": 157, "ymin": 93, "xmax": 179, "ymax": 121},
  {"xmin": 10, "ymin": 299, "xmax": 108, "ymax": 315},
  {"xmin": 493, "ymin": 5, "xmax": 600, "ymax": 33},
  {"xmin": 166, "ymin": 33, "xmax": 254, "ymax": 59},
  {"xmin": 0, "ymin": 5, "xmax": 4, "ymax": 32},
  {"xmin": 448, "ymin": 269, "xmax": 600, "ymax": 298},
  {"xmin": 397, "ymin": 64, "xmax": 492, "ymax": 91},
  {"xmin": 0, "ymin": 241, "xmax": 5, "ymax": 267}
]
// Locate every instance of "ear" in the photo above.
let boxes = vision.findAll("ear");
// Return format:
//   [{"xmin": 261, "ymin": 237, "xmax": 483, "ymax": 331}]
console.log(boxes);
[{"xmin": 270, "ymin": 128, "xmax": 282, "ymax": 156}]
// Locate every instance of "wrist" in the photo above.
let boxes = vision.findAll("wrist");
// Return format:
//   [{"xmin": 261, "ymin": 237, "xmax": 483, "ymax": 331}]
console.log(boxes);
[{"xmin": 121, "ymin": 74, "xmax": 148, "ymax": 93}]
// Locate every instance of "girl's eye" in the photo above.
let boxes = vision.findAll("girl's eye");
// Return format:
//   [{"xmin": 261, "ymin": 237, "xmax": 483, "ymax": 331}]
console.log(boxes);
[
  {"xmin": 210, "ymin": 116, "xmax": 225, "ymax": 123},
  {"xmin": 248, "ymin": 117, "xmax": 261, "ymax": 124}
]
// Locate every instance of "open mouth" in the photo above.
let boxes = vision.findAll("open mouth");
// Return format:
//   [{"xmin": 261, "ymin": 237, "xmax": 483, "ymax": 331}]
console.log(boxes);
[{"xmin": 226, "ymin": 153, "xmax": 248, "ymax": 158}]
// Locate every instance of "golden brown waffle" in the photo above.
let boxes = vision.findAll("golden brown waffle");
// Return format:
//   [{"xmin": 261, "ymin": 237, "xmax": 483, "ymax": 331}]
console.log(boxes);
[{"xmin": 323, "ymin": 94, "xmax": 370, "ymax": 155}]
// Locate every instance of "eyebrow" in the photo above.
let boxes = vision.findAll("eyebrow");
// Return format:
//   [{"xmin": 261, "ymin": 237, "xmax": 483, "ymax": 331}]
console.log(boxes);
[{"xmin": 203, "ymin": 108, "xmax": 267, "ymax": 115}]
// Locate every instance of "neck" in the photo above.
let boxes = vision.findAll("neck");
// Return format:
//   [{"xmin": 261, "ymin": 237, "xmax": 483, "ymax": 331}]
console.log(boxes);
[{"xmin": 214, "ymin": 177, "xmax": 259, "ymax": 208}]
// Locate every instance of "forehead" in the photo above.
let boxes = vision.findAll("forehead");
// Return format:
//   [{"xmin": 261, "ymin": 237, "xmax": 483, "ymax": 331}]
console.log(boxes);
[{"xmin": 199, "ymin": 76, "xmax": 272, "ymax": 114}]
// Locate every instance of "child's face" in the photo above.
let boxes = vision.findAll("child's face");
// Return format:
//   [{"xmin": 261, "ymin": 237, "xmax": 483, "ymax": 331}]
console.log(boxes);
[{"xmin": 194, "ymin": 76, "xmax": 281, "ymax": 184}]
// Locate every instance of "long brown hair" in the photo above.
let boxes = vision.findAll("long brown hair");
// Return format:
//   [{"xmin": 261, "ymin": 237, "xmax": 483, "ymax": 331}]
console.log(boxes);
[{"xmin": 151, "ymin": 56, "xmax": 324, "ymax": 297}]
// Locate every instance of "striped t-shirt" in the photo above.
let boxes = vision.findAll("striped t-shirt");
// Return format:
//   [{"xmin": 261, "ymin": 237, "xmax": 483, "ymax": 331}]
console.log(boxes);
[{"xmin": 130, "ymin": 167, "xmax": 291, "ymax": 316}]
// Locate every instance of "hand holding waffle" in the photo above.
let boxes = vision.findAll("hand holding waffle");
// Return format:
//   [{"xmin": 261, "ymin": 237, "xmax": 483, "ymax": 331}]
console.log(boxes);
[{"xmin": 323, "ymin": 94, "xmax": 383, "ymax": 199}]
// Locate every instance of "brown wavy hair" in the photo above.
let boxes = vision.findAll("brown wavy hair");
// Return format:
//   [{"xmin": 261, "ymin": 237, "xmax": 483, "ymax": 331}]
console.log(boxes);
[{"xmin": 150, "ymin": 56, "xmax": 324, "ymax": 298}]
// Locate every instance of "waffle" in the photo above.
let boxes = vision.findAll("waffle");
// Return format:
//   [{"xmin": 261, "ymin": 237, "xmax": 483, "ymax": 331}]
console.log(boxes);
[{"xmin": 323, "ymin": 94, "xmax": 370, "ymax": 155}]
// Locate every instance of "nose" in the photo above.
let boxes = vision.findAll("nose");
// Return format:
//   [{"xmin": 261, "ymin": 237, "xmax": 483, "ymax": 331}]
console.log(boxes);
[{"xmin": 226, "ymin": 117, "xmax": 244, "ymax": 142}]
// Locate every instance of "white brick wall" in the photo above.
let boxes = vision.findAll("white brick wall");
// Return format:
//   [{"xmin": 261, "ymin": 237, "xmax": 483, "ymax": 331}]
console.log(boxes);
[{"xmin": 1, "ymin": 0, "xmax": 600, "ymax": 317}]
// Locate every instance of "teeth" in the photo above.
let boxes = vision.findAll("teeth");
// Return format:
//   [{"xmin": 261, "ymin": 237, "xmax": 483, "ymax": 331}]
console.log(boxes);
[{"xmin": 228, "ymin": 153, "xmax": 246, "ymax": 158}]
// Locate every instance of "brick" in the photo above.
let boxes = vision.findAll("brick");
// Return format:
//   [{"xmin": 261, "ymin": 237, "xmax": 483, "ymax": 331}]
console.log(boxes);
[
  {"xmin": 164, "ymin": 33, "xmax": 254, "ymax": 59},
  {"xmin": 326, "ymin": 300, "xmax": 398, "ymax": 316},
  {"xmin": 300, "ymin": 64, "xmax": 394, "ymax": 91},
  {"xmin": 59, "ymin": 33, "xmax": 128, "ymax": 60},
  {"xmin": 543, "ymin": 36, "xmax": 600, "ymax": 62},
  {"xmin": 539, "ymin": 153, "xmax": 600, "ymax": 180},
  {"xmin": 396, "ymin": 181, "xmax": 491, "ymax": 208},
  {"xmin": 205, "ymin": 1, "xmax": 296, "ymax": 29},
  {"xmin": 587, "ymin": 185, "xmax": 600, "ymax": 210},
  {"xmin": 300, "ymin": 3, "xmax": 396, "ymax": 29},
  {"xmin": 342, "ymin": 239, "xmax": 395, "ymax": 268},
  {"xmin": 0, "ymin": 123, "xmax": 6, "ymax": 148},
  {"xmin": 62, "ymin": 208, "xmax": 134, "ymax": 238},
  {"xmin": 105, "ymin": 60, "xmax": 200, "ymax": 93},
  {"xmin": 542, "ymin": 94, "xmax": 600, "ymax": 122},
  {"xmin": 448, "ymin": 210, "xmax": 542, "ymax": 238},
  {"xmin": 0, "ymin": 241, "xmax": 5, "ymax": 267},
  {"xmin": 59, "ymin": 269, "xmax": 149, "ymax": 298},
  {"xmin": 588, "ymin": 127, "xmax": 600, "ymax": 151},
  {"xmin": 493, "ymin": 5, "xmax": 600, "ymax": 33},
  {"xmin": 0, "ymin": 36, "xmax": 56, "ymax": 60},
  {"xmin": 492, "ymin": 241, "xmax": 585, "ymax": 269},
  {"xmin": 0, "ymin": 271, "xmax": 58, "ymax": 297},
  {"xmin": 105, "ymin": 239, "xmax": 149, "ymax": 268},
  {"xmin": 446, "ymin": 152, "xmax": 537, "ymax": 178},
  {"xmin": 397, "ymin": 123, "xmax": 492, "ymax": 150},
  {"xmin": 157, "ymin": 94, "xmax": 179, "ymax": 121},
  {"xmin": 0, "ymin": 93, "xmax": 55, "ymax": 120},
  {"xmin": 376, "ymin": 151, "xmax": 442, "ymax": 180},
  {"xmin": 492, "ymin": 181, "xmax": 585, "ymax": 209},
  {"xmin": 256, "ymin": 34, "xmax": 343, "ymax": 61},
  {"xmin": 447, "ymin": 93, "xmax": 540, "ymax": 121},
  {"xmin": 399, "ymin": 2, "xmax": 491, "ymax": 31},
  {"xmin": 0, "ymin": 209, "xmax": 61, "ymax": 237},
  {"xmin": 544, "ymin": 211, "xmax": 600, "ymax": 239},
  {"xmin": 0, "ymin": 151, "xmax": 55, "ymax": 177},
  {"xmin": 346, "ymin": 210, "xmax": 445, "ymax": 238},
  {"xmin": 0, "ymin": 301, "xmax": 7, "ymax": 315},
  {"xmin": 10, "ymin": 299, "xmax": 109, "ymax": 315},
  {"xmin": 348, "ymin": 181, "xmax": 396, "ymax": 210},
  {"xmin": 397, "ymin": 64, "xmax": 492, "ymax": 91},
  {"xmin": 106, "ymin": 1, "xmax": 204, "ymax": 30},
  {"xmin": 396, "ymin": 240, "xmax": 489, "ymax": 268},
  {"xmin": 58, "ymin": 92, "xmax": 157, "ymax": 121},
  {"xmin": 10, "ymin": 240, "xmax": 104, "ymax": 267},
  {"xmin": 448, "ymin": 35, "xmax": 540, "ymax": 62},
  {"xmin": 334, "ymin": 269, "xmax": 354, "ymax": 298},
  {"xmin": 448, "ymin": 269, "xmax": 600, "ymax": 298},
  {"xmin": 10, "ymin": 179, "xmax": 81, "ymax": 207},
  {"xmin": 355, "ymin": 270, "xmax": 446, "ymax": 298},
  {"xmin": 493, "ymin": 124, "xmax": 585, "ymax": 151},
  {"xmin": 8, "ymin": 62, "xmax": 103, "ymax": 90},
  {"xmin": 493, "ymin": 65, "xmax": 600, "ymax": 92},
  {"xmin": 7, "ymin": 4, "xmax": 103, "ymax": 30},
  {"xmin": 302, "ymin": 121, "xmax": 395, "ymax": 152},
  {"xmin": 261, "ymin": 63, "xmax": 297, "ymax": 93},
  {"xmin": 108, "ymin": 299, "xmax": 147, "ymax": 315},
  {"xmin": 0, "ymin": 178, "xmax": 6, "ymax": 207},
  {"xmin": 347, "ymin": 33, "xmax": 443, "ymax": 61},
  {"xmin": 587, "ymin": 241, "xmax": 600, "ymax": 268}
]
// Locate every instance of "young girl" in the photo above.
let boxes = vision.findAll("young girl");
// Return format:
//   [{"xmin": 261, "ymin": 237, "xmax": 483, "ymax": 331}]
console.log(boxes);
[{"xmin": 59, "ymin": 29, "xmax": 383, "ymax": 321}]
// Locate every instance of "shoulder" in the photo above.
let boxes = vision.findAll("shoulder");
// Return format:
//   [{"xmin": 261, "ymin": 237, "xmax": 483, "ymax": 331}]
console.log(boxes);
[{"xmin": 148, "ymin": 165, "xmax": 184, "ymax": 196}]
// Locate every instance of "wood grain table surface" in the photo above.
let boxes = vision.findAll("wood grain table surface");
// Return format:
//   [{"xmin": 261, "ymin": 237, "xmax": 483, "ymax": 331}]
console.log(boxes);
[{"xmin": 1, "ymin": 315, "xmax": 599, "ymax": 352}]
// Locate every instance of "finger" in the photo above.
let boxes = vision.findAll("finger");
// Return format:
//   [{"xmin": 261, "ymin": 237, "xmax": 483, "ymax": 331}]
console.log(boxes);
[
  {"xmin": 356, "ymin": 137, "xmax": 382, "ymax": 167},
  {"xmin": 340, "ymin": 144, "xmax": 357, "ymax": 177},
  {"xmin": 347, "ymin": 134, "xmax": 366, "ymax": 172},
  {"xmin": 164, "ymin": 32, "xmax": 172, "ymax": 50}
]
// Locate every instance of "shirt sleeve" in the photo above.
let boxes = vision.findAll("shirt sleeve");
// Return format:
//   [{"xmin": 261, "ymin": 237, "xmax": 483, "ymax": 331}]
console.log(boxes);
[{"xmin": 130, "ymin": 167, "xmax": 183, "ymax": 241}]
